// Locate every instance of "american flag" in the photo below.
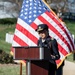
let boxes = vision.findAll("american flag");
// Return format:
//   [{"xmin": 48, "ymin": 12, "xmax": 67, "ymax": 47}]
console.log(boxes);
[{"xmin": 12, "ymin": 0, "xmax": 75, "ymax": 67}]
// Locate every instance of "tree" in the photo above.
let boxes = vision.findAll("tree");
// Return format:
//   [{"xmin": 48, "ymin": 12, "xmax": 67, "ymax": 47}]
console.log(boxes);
[
  {"xmin": 44, "ymin": 0, "xmax": 70, "ymax": 15},
  {"xmin": 7, "ymin": 0, "xmax": 23, "ymax": 11}
]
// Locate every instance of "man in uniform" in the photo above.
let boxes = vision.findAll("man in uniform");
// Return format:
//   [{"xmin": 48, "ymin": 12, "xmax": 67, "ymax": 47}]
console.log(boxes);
[{"xmin": 35, "ymin": 24, "xmax": 60, "ymax": 75}]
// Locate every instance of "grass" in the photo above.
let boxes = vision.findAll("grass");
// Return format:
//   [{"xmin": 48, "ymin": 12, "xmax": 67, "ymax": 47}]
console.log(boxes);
[
  {"xmin": 65, "ymin": 20, "xmax": 75, "ymax": 35},
  {"xmin": 0, "ymin": 20, "xmax": 75, "ymax": 75},
  {"xmin": 0, "ymin": 24, "xmax": 15, "ymax": 53},
  {"xmin": 0, "ymin": 64, "xmax": 26, "ymax": 75}
]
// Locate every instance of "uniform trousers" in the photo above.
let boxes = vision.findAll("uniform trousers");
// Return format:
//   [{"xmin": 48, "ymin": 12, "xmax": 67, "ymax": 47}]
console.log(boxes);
[{"xmin": 49, "ymin": 62, "xmax": 56, "ymax": 75}]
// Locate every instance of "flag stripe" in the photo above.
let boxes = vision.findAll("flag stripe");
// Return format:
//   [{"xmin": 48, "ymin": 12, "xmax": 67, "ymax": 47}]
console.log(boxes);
[
  {"xmin": 48, "ymin": 29, "xmax": 69, "ymax": 55},
  {"xmin": 16, "ymin": 23, "xmax": 38, "ymax": 44},
  {"xmin": 56, "ymin": 59, "xmax": 62, "ymax": 65},
  {"xmin": 14, "ymin": 29, "xmax": 37, "ymax": 46},
  {"xmin": 59, "ymin": 51, "xmax": 66, "ymax": 59},
  {"xmin": 12, "ymin": 40, "xmax": 20, "ymax": 46},
  {"xmin": 46, "ymin": 11, "xmax": 74, "ymax": 50},
  {"xmin": 30, "ymin": 22, "xmax": 37, "ymax": 29},
  {"xmin": 13, "ymin": 34, "xmax": 28, "ymax": 46},
  {"xmin": 17, "ymin": 18, "xmax": 39, "ymax": 39},
  {"xmin": 58, "ymin": 44, "xmax": 68, "ymax": 55}
]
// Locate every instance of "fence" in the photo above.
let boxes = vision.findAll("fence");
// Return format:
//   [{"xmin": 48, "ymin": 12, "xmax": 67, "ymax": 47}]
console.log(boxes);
[{"xmin": 5, "ymin": 33, "xmax": 14, "ymax": 44}]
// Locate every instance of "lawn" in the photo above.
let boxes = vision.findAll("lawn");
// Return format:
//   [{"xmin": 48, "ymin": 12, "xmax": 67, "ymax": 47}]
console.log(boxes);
[
  {"xmin": 0, "ymin": 20, "xmax": 75, "ymax": 75},
  {"xmin": 0, "ymin": 64, "xmax": 26, "ymax": 75},
  {"xmin": 0, "ymin": 24, "xmax": 15, "ymax": 53},
  {"xmin": 65, "ymin": 20, "xmax": 75, "ymax": 35}
]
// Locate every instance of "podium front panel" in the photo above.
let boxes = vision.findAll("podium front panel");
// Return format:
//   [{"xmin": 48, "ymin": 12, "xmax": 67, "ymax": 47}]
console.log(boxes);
[{"xmin": 13, "ymin": 46, "xmax": 50, "ymax": 60}]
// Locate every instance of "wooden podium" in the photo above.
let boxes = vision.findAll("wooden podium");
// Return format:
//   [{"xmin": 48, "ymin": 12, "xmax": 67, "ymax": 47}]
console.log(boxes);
[{"xmin": 13, "ymin": 46, "xmax": 50, "ymax": 75}]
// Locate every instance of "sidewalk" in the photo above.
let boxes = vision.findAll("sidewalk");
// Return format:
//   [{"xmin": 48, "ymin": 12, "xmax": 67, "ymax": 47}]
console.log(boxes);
[{"xmin": 63, "ymin": 60, "xmax": 75, "ymax": 75}]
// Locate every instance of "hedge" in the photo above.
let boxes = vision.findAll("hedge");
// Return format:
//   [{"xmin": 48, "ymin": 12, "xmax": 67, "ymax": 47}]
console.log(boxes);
[
  {"xmin": 0, "ymin": 49, "xmax": 14, "ymax": 64},
  {"xmin": 0, "ymin": 18, "xmax": 17, "ymax": 24}
]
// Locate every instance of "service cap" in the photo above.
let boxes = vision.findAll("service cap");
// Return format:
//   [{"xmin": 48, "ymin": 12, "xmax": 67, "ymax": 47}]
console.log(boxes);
[{"xmin": 35, "ymin": 24, "xmax": 48, "ymax": 32}]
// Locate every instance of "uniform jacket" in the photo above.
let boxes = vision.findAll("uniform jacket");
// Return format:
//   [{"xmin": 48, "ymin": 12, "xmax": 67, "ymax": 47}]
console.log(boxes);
[{"xmin": 37, "ymin": 36, "xmax": 60, "ymax": 65}]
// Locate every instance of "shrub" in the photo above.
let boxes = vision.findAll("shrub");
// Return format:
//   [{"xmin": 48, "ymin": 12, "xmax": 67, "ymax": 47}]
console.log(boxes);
[
  {"xmin": 0, "ymin": 18, "xmax": 17, "ymax": 24},
  {"xmin": 0, "ymin": 49, "xmax": 14, "ymax": 64}
]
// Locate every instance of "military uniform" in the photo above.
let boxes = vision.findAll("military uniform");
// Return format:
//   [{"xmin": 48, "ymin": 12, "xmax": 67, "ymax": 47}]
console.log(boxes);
[
  {"xmin": 36, "ymin": 24, "xmax": 60, "ymax": 75},
  {"xmin": 37, "ymin": 36, "xmax": 60, "ymax": 75}
]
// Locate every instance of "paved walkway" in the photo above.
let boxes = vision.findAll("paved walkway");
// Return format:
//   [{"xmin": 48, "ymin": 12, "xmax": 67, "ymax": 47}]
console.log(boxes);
[{"xmin": 63, "ymin": 60, "xmax": 75, "ymax": 75}]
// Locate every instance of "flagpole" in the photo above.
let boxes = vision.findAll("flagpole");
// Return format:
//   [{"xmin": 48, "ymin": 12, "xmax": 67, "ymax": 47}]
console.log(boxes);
[
  {"xmin": 42, "ymin": 0, "xmax": 66, "ymax": 25},
  {"xmin": 42, "ymin": 0, "xmax": 58, "ymax": 17},
  {"xmin": 42, "ymin": 0, "xmax": 50, "ymax": 9},
  {"xmin": 20, "ymin": 63, "xmax": 22, "ymax": 75}
]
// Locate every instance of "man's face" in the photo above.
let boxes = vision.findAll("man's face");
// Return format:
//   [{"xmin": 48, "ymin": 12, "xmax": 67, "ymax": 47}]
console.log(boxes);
[{"xmin": 38, "ymin": 30, "xmax": 48, "ymax": 39}]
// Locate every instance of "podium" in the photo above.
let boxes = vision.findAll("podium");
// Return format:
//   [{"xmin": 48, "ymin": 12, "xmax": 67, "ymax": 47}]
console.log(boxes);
[{"xmin": 13, "ymin": 46, "xmax": 50, "ymax": 75}]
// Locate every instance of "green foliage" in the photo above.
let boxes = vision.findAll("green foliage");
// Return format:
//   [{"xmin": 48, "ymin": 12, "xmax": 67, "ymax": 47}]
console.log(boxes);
[
  {"xmin": 0, "ymin": 18, "xmax": 17, "ymax": 24},
  {"xmin": 0, "ymin": 49, "xmax": 14, "ymax": 64},
  {"xmin": 0, "ymin": 23, "xmax": 15, "ymax": 64},
  {"xmin": 0, "ymin": 24, "xmax": 15, "ymax": 40},
  {"xmin": 64, "ymin": 20, "xmax": 75, "ymax": 35},
  {"xmin": 0, "ymin": 24, "xmax": 15, "ymax": 54}
]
